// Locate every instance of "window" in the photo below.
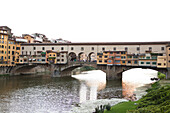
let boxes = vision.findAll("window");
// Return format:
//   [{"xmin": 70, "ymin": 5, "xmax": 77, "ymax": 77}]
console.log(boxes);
[
  {"xmin": 104, "ymin": 56, "xmax": 107, "ymax": 58},
  {"xmin": 121, "ymin": 52, "xmax": 125, "ymax": 54},
  {"xmin": 146, "ymin": 56, "xmax": 150, "ymax": 59},
  {"xmin": 137, "ymin": 47, "xmax": 140, "ymax": 51},
  {"xmin": 161, "ymin": 47, "xmax": 164, "ymax": 51},
  {"xmin": 108, "ymin": 60, "xmax": 112, "ymax": 63},
  {"xmin": 146, "ymin": 62, "xmax": 150, "ymax": 64},
  {"xmin": 149, "ymin": 47, "xmax": 152, "ymax": 51},
  {"xmin": 134, "ymin": 61, "xmax": 138, "ymax": 64},
  {"xmin": 91, "ymin": 47, "xmax": 94, "ymax": 50},
  {"xmin": 12, "ymin": 51, "xmax": 14, "ymax": 55},
  {"xmin": 99, "ymin": 60, "xmax": 102, "ymax": 62},
  {"xmin": 99, "ymin": 56, "xmax": 102, "ymax": 58},
  {"xmin": 30, "ymin": 51, "xmax": 31, "ymax": 55},
  {"xmin": 128, "ymin": 61, "xmax": 131, "ymax": 63},
  {"xmin": 104, "ymin": 60, "xmax": 107, "ymax": 63},
  {"xmin": 127, "ymin": 56, "xmax": 132, "ymax": 58},
  {"xmin": 113, "ymin": 47, "xmax": 116, "ymax": 51},
  {"xmin": 62, "ymin": 59, "xmax": 64, "ymax": 62},
  {"xmin": 57, "ymin": 59, "xmax": 60, "ymax": 61},
  {"xmin": 42, "ymin": 47, "xmax": 45, "ymax": 50},
  {"xmin": 34, "ymin": 47, "xmax": 36, "ymax": 50},
  {"xmin": 133, "ymin": 56, "xmax": 138, "ymax": 58},
  {"xmin": 16, "ymin": 47, "xmax": 20, "ymax": 50},
  {"xmin": 71, "ymin": 47, "xmax": 74, "ymax": 50},
  {"xmin": 13, "ymin": 46, "xmax": 15, "ymax": 49},
  {"xmin": 158, "ymin": 63, "xmax": 161, "ymax": 65},
  {"xmin": 102, "ymin": 47, "xmax": 105, "ymax": 51},
  {"xmin": 152, "ymin": 62, "xmax": 157, "ymax": 65},
  {"xmin": 141, "ymin": 62, "xmax": 144, "ymax": 64},
  {"xmin": 122, "ymin": 61, "xmax": 125, "ymax": 63},
  {"xmin": 22, "ymin": 47, "xmax": 24, "ymax": 50},
  {"xmin": 61, "ymin": 47, "xmax": 64, "ymax": 50},
  {"xmin": 121, "ymin": 56, "xmax": 126, "ymax": 59},
  {"xmin": 42, "ymin": 59, "xmax": 46, "ymax": 61},
  {"xmin": 115, "ymin": 60, "xmax": 120, "ymax": 63},
  {"xmin": 125, "ymin": 47, "xmax": 128, "ymax": 51},
  {"xmin": 9, "ymin": 46, "xmax": 10, "ymax": 49},
  {"xmin": 81, "ymin": 47, "xmax": 84, "ymax": 51},
  {"xmin": 52, "ymin": 47, "xmax": 54, "ymax": 50}
]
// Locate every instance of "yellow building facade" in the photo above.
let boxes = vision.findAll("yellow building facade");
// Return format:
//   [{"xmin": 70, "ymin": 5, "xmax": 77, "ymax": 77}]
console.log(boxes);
[
  {"xmin": 0, "ymin": 28, "xmax": 8, "ymax": 66},
  {"xmin": 0, "ymin": 27, "xmax": 21, "ymax": 66}
]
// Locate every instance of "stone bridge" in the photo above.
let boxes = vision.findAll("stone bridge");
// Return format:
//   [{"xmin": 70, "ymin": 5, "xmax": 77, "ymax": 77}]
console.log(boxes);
[{"xmin": 3, "ymin": 61, "xmax": 168, "ymax": 80}]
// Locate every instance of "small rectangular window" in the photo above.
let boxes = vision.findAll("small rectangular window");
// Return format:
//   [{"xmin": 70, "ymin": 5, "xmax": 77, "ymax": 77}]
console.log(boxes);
[
  {"xmin": 61, "ymin": 47, "xmax": 64, "ymax": 50},
  {"xmin": 81, "ymin": 47, "xmax": 84, "ymax": 51},
  {"xmin": 52, "ymin": 47, "xmax": 54, "ymax": 50},
  {"xmin": 161, "ymin": 47, "xmax": 164, "ymax": 51},
  {"xmin": 102, "ymin": 47, "xmax": 105, "ymax": 51},
  {"xmin": 125, "ymin": 47, "xmax": 128, "ymax": 51},
  {"xmin": 91, "ymin": 47, "xmax": 94, "ymax": 50},
  {"xmin": 42, "ymin": 47, "xmax": 45, "ymax": 50},
  {"xmin": 22, "ymin": 47, "xmax": 24, "ymax": 50},
  {"xmin": 71, "ymin": 47, "xmax": 74, "ymax": 50},
  {"xmin": 137, "ymin": 47, "xmax": 140, "ymax": 51},
  {"xmin": 113, "ymin": 47, "xmax": 116, "ymax": 51}
]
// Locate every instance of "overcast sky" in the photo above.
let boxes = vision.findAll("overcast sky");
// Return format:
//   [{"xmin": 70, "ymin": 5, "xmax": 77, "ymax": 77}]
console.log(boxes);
[{"xmin": 1, "ymin": 0, "xmax": 170, "ymax": 42}]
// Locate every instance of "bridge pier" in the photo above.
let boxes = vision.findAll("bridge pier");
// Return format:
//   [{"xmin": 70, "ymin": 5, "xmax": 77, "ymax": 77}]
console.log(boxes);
[{"xmin": 166, "ymin": 68, "xmax": 170, "ymax": 79}]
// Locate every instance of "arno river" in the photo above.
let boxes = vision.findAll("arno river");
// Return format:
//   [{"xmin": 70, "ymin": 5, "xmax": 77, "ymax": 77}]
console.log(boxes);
[{"xmin": 0, "ymin": 69, "xmax": 157, "ymax": 113}]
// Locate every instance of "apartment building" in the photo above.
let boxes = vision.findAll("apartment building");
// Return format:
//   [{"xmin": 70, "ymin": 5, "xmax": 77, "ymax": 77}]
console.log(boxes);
[{"xmin": 0, "ymin": 28, "xmax": 8, "ymax": 66}]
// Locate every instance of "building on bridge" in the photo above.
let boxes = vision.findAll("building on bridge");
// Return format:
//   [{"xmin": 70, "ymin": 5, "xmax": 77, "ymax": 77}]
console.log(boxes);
[
  {"xmin": 19, "ymin": 50, "xmax": 68, "ymax": 65},
  {"xmin": 96, "ymin": 49, "xmax": 168, "ymax": 69},
  {"xmin": 0, "ymin": 26, "xmax": 27, "ymax": 66}
]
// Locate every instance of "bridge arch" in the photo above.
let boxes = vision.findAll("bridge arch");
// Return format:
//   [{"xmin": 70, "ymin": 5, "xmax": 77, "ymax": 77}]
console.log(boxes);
[
  {"xmin": 68, "ymin": 52, "xmax": 77, "ymax": 61},
  {"xmin": 78, "ymin": 52, "xmax": 87, "ymax": 62},
  {"xmin": 88, "ymin": 52, "xmax": 96, "ymax": 62}
]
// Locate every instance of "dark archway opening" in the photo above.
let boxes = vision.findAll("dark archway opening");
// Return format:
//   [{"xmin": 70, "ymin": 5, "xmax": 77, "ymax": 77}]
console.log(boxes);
[
  {"xmin": 88, "ymin": 52, "xmax": 96, "ymax": 62},
  {"xmin": 78, "ymin": 52, "xmax": 87, "ymax": 62},
  {"xmin": 69, "ymin": 52, "xmax": 77, "ymax": 61}
]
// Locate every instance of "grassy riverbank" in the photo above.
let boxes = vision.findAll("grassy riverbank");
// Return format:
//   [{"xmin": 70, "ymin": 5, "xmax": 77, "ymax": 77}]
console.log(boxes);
[{"xmin": 104, "ymin": 80, "xmax": 170, "ymax": 113}]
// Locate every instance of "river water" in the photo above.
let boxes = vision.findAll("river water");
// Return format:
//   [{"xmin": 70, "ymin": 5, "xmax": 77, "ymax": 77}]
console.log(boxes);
[{"xmin": 0, "ymin": 69, "xmax": 157, "ymax": 113}]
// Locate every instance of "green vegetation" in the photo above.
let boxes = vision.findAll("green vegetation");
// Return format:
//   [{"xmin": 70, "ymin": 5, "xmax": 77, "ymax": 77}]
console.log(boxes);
[
  {"xmin": 0, "ymin": 74, "xmax": 9, "ymax": 76},
  {"xmin": 104, "ymin": 81, "xmax": 170, "ymax": 113},
  {"xmin": 80, "ymin": 66, "xmax": 96, "ymax": 72},
  {"xmin": 104, "ymin": 101, "xmax": 140, "ymax": 113},
  {"xmin": 158, "ymin": 72, "xmax": 166, "ymax": 80}
]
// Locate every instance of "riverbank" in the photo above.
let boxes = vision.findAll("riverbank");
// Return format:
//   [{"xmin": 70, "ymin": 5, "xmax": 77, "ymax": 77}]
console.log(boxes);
[
  {"xmin": 104, "ymin": 80, "xmax": 170, "ymax": 113},
  {"xmin": 0, "ymin": 74, "xmax": 9, "ymax": 76}
]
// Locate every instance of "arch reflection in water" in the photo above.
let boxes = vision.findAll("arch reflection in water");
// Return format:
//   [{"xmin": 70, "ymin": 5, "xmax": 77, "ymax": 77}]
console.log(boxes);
[
  {"xmin": 122, "ymin": 68, "xmax": 158, "ymax": 100},
  {"xmin": 72, "ymin": 70, "xmax": 106, "ymax": 103}
]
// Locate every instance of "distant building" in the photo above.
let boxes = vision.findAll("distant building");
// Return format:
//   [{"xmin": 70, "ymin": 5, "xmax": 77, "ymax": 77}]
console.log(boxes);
[{"xmin": 51, "ymin": 38, "xmax": 71, "ymax": 43}]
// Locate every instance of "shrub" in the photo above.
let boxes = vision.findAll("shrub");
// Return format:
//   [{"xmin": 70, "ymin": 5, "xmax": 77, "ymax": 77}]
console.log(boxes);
[
  {"xmin": 106, "ymin": 104, "xmax": 111, "ymax": 111},
  {"xmin": 158, "ymin": 72, "xmax": 166, "ymax": 79}
]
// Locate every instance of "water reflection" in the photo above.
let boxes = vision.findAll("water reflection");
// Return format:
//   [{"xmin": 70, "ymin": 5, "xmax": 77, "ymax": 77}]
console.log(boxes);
[
  {"xmin": 72, "ymin": 70, "xmax": 106, "ymax": 103},
  {"xmin": 122, "ymin": 68, "xmax": 158, "ymax": 100}
]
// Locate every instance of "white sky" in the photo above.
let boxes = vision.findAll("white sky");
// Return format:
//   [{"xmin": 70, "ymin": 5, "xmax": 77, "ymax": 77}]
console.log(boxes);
[{"xmin": 1, "ymin": 0, "xmax": 170, "ymax": 42}]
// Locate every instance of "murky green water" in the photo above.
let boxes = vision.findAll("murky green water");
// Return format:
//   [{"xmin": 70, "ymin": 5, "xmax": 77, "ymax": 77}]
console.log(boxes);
[{"xmin": 0, "ymin": 74, "xmax": 122, "ymax": 113}]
